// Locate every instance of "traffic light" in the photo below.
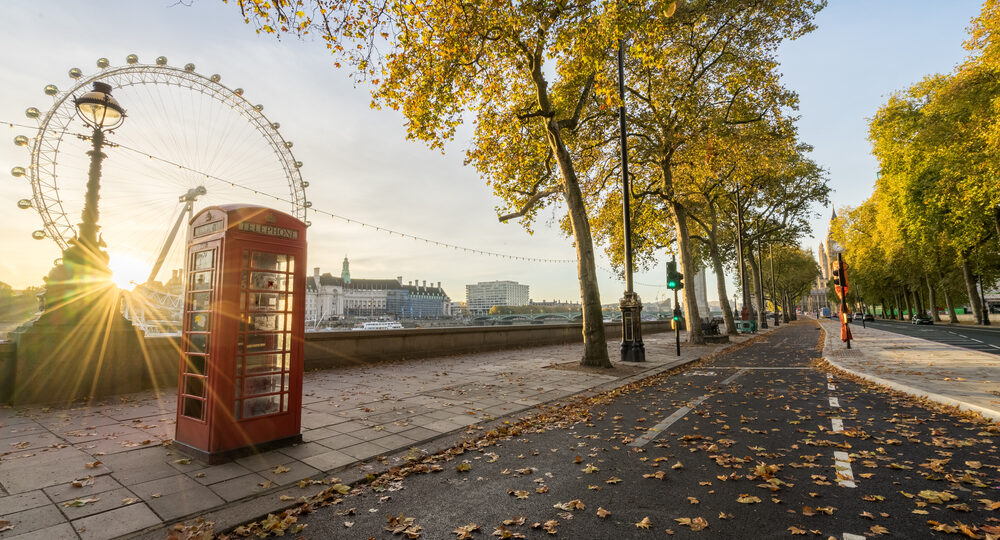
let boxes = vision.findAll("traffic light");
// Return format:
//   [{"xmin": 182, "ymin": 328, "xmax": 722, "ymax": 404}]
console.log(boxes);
[
  {"xmin": 666, "ymin": 261, "xmax": 678, "ymax": 289},
  {"xmin": 672, "ymin": 307, "xmax": 681, "ymax": 322}
]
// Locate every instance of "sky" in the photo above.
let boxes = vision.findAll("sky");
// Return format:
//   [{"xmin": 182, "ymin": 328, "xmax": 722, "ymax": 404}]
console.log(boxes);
[{"xmin": 0, "ymin": 0, "xmax": 985, "ymax": 307}]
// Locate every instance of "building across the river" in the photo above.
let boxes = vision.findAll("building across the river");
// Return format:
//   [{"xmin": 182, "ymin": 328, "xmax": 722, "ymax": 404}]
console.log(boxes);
[
  {"xmin": 305, "ymin": 257, "xmax": 451, "ymax": 323},
  {"xmin": 465, "ymin": 280, "xmax": 529, "ymax": 315}
]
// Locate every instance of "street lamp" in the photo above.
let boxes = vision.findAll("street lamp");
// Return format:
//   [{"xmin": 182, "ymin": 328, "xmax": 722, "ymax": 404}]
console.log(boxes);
[
  {"xmin": 617, "ymin": 38, "xmax": 645, "ymax": 362},
  {"xmin": 70, "ymin": 81, "xmax": 125, "ymax": 267}
]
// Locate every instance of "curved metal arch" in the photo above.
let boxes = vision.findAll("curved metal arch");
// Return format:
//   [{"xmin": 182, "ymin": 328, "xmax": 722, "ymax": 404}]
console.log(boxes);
[{"xmin": 27, "ymin": 62, "xmax": 308, "ymax": 250}]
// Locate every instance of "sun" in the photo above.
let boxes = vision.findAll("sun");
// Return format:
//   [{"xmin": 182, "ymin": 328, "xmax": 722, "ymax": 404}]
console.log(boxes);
[{"xmin": 108, "ymin": 253, "xmax": 151, "ymax": 291}]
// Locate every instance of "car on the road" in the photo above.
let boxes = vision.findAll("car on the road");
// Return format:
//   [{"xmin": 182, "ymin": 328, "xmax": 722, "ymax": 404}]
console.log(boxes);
[
  {"xmin": 863, "ymin": 313, "xmax": 874, "ymax": 321},
  {"xmin": 911, "ymin": 314, "xmax": 934, "ymax": 325},
  {"xmin": 852, "ymin": 312, "xmax": 865, "ymax": 322}
]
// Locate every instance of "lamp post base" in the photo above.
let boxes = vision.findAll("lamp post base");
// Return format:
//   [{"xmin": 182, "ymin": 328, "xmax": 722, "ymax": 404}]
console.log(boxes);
[{"xmin": 620, "ymin": 292, "xmax": 645, "ymax": 362}]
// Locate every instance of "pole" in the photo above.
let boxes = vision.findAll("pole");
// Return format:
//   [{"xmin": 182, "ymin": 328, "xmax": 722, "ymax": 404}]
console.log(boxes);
[
  {"xmin": 839, "ymin": 252, "xmax": 851, "ymax": 349},
  {"xmin": 674, "ymin": 287, "xmax": 681, "ymax": 357},
  {"xmin": 757, "ymin": 239, "xmax": 767, "ymax": 329},
  {"xmin": 734, "ymin": 185, "xmax": 748, "ymax": 321},
  {"xmin": 768, "ymin": 243, "xmax": 779, "ymax": 326},
  {"xmin": 980, "ymin": 274, "xmax": 991, "ymax": 326},
  {"xmin": 617, "ymin": 37, "xmax": 644, "ymax": 362}
]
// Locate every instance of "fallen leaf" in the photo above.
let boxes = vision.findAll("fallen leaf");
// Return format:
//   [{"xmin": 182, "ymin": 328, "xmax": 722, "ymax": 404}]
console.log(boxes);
[
  {"xmin": 869, "ymin": 525, "xmax": 889, "ymax": 535},
  {"xmin": 687, "ymin": 497, "xmax": 699, "ymax": 505},
  {"xmin": 84, "ymin": 461, "xmax": 102, "ymax": 469},
  {"xmin": 737, "ymin": 494, "xmax": 761, "ymax": 504},
  {"xmin": 173, "ymin": 458, "xmax": 191, "ymax": 465},
  {"xmin": 456, "ymin": 462, "xmax": 472, "ymax": 472},
  {"xmin": 671, "ymin": 461, "xmax": 683, "ymax": 470},
  {"xmin": 605, "ymin": 476, "xmax": 622, "ymax": 484},
  {"xmin": 71, "ymin": 476, "xmax": 95, "ymax": 488},
  {"xmin": 596, "ymin": 507, "xmax": 611, "ymax": 519},
  {"xmin": 788, "ymin": 525, "xmax": 807, "ymax": 535},
  {"xmin": 121, "ymin": 497, "xmax": 138, "ymax": 505},
  {"xmin": 636, "ymin": 517, "xmax": 652, "ymax": 529},
  {"xmin": 0, "ymin": 520, "xmax": 12, "ymax": 533},
  {"xmin": 258, "ymin": 480, "xmax": 273, "ymax": 489},
  {"xmin": 272, "ymin": 464, "xmax": 291, "ymax": 474},
  {"xmin": 62, "ymin": 497, "xmax": 100, "ymax": 507},
  {"xmin": 452, "ymin": 523, "xmax": 479, "ymax": 539},
  {"xmin": 582, "ymin": 464, "xmax": 599, "ymax": 474}
]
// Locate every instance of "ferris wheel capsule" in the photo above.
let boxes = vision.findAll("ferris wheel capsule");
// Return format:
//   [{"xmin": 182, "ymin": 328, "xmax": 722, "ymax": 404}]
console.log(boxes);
[
  {"xmin": 284, "ymin": 141, "xmax": 293, "ymax": 149},
  {"xmin": 305, "ymin": 220, "xmax": 312, "ymax": 227},
  {"xmin": 97, "ymin": 57, "xmax": 110, "ymax": 69},
  {"xmin": 31, "ymin": 230, "xmax": 46, "ymax": 240},
  {"xmin": 234, "ymin": 88, "xmax": 244, "ymax": 96},
  {"xmin": 17, "ymin": 199, "xmax": 32, "ymax": 209},
  {"xmin": 271, "ymin": 122, "xmax": 280, "ymax": 129},
  {"xmin": 294, "ymin": 161, "xmax": 303, "ymax": 169},
  {"xmin": 11, "ymin": 166, "xmax": 26, "ymax": 177},
  {"xmin": 184, "ymin": 63, "xmax": 196, "ymax": 72},
  {"xmin": 300, "ymin": 180, "xmax": 309, "ymax": 188},
  {"xmin": 304, "ymin": 201, "xmax": 312, "ymax": 208},
  {"xmin": 126, "ymin": 54, "xmax": 139, "ymax": 64},
  {"xmin": 25, "ymin": 107, "xmax": 40, "ymax": 119},
  {"xmin": 254, "ymin": 104, "xmax": 263, "ymax": 112},
  {"xmin": 210, "ymin": 74, "xmax": 221, "ymax": 83},
  {"xmin": 68, "ymin": 67, "xmax": 82, "ymax": 79},
  {"xmin": 156, "ymin": 56, "xmax": 168, "ymax": 66},
  {"xmin": 43, "ymin": 84, "xmax": 58, "ymax": 96},
  {"xmin": 14, "ymin": 135, "xmax": 29, "ymax": 147}
]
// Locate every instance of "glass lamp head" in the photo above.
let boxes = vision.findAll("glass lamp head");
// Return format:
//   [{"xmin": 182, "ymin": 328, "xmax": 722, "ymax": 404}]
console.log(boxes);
[{"xmin": 74, "ymin": 81, "xmax": 126, "ymax": 129}]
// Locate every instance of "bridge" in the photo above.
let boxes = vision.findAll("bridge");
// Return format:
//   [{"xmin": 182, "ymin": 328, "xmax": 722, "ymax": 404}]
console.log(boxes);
[{"xmin": 471, "ymin": 312, "xmax": 585, "ymax": 325}]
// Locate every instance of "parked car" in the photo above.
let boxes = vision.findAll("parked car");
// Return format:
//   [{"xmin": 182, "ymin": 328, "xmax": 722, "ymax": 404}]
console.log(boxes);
[
  {"xmin": 853, "ymin": 312, "xmax": 865, "ymax": 322},
  {"xmin": 912, "ymin": 314, "xmax": 933, "ymax": 325},
  {"xmin": 863, "ymin": 313, "xmax": 875, "ymax": 321}
]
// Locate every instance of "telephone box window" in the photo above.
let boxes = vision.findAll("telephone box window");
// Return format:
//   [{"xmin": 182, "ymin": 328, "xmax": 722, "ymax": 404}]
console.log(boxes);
[
  {"xmin": 181, "ymin": 247, "xmax": 216, "ymax": 422},
  {"xmin": 234, "ymin": 249, "xmax": 295, "ymax": 420}
]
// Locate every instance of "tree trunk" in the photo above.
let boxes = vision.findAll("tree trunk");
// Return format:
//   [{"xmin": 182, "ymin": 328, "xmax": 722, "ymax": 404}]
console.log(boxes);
[
  {"xmin": 902, "ymin": 288, "xmax": 912, "ymax": 320},
  {"xmin": 746, "ymin": 249, "xmax": 766, "ymax": 329},
  {"xmin": 707, "ymin": 227, "xmax": 736, "ymax": 335},
  {"xmin": 544, "ymin": 118, "xmax": 609, "ymax": 367},
  {"xmin": 669, "ymin": 201, "xmax": 704, "ymax": 343},
  {"xmin": 938, "ymin": 269, "xmax": 959, "ymax": 324},
  {"xmin": 781, "ymin": 290, "xmax": 791, "ymax": 322},
  {"xmin": 925, "ymin": 274, "xmax": 940, "ymax": 322},
  {"xmin": 961, "ymin": 258, "xmax": 983, "ymax": 325}
]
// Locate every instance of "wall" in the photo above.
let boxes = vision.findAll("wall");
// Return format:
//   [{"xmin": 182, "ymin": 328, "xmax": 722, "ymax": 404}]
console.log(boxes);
[{"xmin": 3, "ymin": 321, "xmax": 669, "ymax": 402}]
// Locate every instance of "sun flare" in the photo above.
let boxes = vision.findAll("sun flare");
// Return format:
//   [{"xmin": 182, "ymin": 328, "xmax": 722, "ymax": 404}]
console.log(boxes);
[{"xmin": 108, "ymin": 253, "xmax": 151, "ymax": 291}]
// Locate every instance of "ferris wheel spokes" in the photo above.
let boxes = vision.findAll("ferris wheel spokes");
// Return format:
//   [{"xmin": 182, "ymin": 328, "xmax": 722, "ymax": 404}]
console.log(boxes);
[{"xmin": 146, "ymin": 185, "xmax": 206, "ymax": 284}]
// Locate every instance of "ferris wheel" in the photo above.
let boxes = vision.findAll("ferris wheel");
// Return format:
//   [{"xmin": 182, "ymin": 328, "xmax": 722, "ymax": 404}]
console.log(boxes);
[{"xmin": 12, "ymin": 55, "xmax": 310, "ymax": 292}]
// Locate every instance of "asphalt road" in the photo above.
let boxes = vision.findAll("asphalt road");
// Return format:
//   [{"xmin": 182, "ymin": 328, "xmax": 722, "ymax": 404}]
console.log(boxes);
[
  {"xmin": 237, "ymin": 322, "xmax": 1000, "ymax": 539},
  {"xmin": 864, "ymin": 319, "xmax": 1000, "ymax": 355}
]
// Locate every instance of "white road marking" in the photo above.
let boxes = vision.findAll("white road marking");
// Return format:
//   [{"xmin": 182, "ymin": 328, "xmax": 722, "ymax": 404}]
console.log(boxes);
[
  {"xmin": 829, "ymin": 397, "xmax": 840, "ymax": 408},
  {"xmin": 830, "ymin": 418, "xmax": 843, "ymax": 433},
  {"xmin": 948, "ymin": 331, "xmax": 958, "ymax": 335},
  {"xmin": 971, "ymin": 338, "xmax": 984, "ymax": 343},
  {"xmin": 726, "ymin": 366, "xmax": 812, "ymax": 370},
  {"xmin": 843, "ymin": 534, "xmax": 866, "ymax": 540},
  {"xmin": 827, "ymin": 383, "xmax": 836, "ymax": 390},
  {"xmin": 685, "ymin": 371, "xmax": 718, "ymax": 376},
  {"xmin": 720, "ymin": 370, "xmax": 746, "ymax": 385},
  {"xmin": 834, "ymin": 451, "xmax": 856, "ymax": 488},
  {"xmin": 990, "ymin": 345, "xmax": 1000, "ymax": 349},
  {"xmin": 629, "ymin": 395, "xmax": 710, "ymax": 448},
  {"xmin": 958, "ymin": 334, "xmax": 968, "ymax": 338}
]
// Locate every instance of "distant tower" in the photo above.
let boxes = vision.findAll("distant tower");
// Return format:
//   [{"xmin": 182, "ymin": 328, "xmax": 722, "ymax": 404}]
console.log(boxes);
[{"xmin": 341, "ymin": 256, "xmax": 351, "ymax": 284}]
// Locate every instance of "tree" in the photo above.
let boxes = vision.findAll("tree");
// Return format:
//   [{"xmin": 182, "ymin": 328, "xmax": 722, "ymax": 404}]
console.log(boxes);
[
  {"xmin": 588, "ymin": 0, "xmax": 825, "ymax": 341},
  {"xmin": 228, "ymin": 0, "xmax": 678, "ymax": 367}
]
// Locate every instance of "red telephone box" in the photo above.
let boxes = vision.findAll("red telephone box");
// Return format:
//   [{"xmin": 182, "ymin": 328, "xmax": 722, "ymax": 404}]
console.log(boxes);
[{"xmin": 174, "ymin": 204, "xmax": 306, "ymax": 463}]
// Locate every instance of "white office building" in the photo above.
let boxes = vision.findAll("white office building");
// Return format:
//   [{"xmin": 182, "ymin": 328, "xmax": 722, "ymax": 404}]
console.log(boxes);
[{"xmin": 465, "ymin": 280, "xmax": 529, "ymax": 315}]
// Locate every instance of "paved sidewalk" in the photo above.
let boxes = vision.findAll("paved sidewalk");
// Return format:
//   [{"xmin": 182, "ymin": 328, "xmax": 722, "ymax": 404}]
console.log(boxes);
[
  {"xmin": 819, "ymin": 318, "xmax": 1000, "ymax": 422},
  {"xmin": 0, "ymin": 328, "xmax": 768, "ymax": 539}
]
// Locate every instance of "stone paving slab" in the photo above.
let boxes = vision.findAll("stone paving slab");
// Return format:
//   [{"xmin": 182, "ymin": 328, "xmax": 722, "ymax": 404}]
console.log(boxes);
[
  {"xmin": 819, "ymin": 318, "xmax": 1000, "ymax": 421},
  {"xmin": 1, "ymin": 328, "xmax": 768, "ymax": 539}
]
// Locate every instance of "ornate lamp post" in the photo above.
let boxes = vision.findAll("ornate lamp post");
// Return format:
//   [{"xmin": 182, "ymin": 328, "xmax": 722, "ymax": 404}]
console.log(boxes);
[
  {"xmin": 617, "ymin": 39, "xmax": 645, "ymax": 362},
  {"xmin": 40, "ymin": 81, "xmax": 125, "ymax": 314},
  {"xmin": 69, "ymin": 81, "xmax": 125, "ymax": 269}
]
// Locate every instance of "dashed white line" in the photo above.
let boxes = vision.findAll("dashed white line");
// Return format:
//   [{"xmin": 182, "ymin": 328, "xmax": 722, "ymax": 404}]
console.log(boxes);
[
  {"xmin": 843, "ymin": 533, "xmax": 866, "ymax": 540},
  {"xmin": 990, "ymin": 345, "xmax": 1000, "ymax": 349},
  {"xmin": 830, "ymin": 418, "xmax": 843, "ymax": 433},
  {"xmin": 958, "ymin": 334, "xmax": 968, "ymax": 338},
  {"xmin": 834, "ymin": 451, "xmax": 856, "ymax": 488},
  {"xmin": 828, "ymin": 397, "xmax": 840, "ymax": 408},
  {"xmin": 629, "ymin": 394, "xmax": 710, "ymax": 448},
  {"xmin": 971, "ymin": 338, "xmax": 984, "ymax": 343},
  {"xmin": 827, "ymin": 383, "xmax": 836, "ymax": 390}
]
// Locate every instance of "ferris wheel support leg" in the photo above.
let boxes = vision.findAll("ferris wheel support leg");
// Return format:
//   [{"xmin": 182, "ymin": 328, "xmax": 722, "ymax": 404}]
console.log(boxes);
[{"xmin": 147, "ymin": 200, "xmax": 193, "ymax": 284}]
